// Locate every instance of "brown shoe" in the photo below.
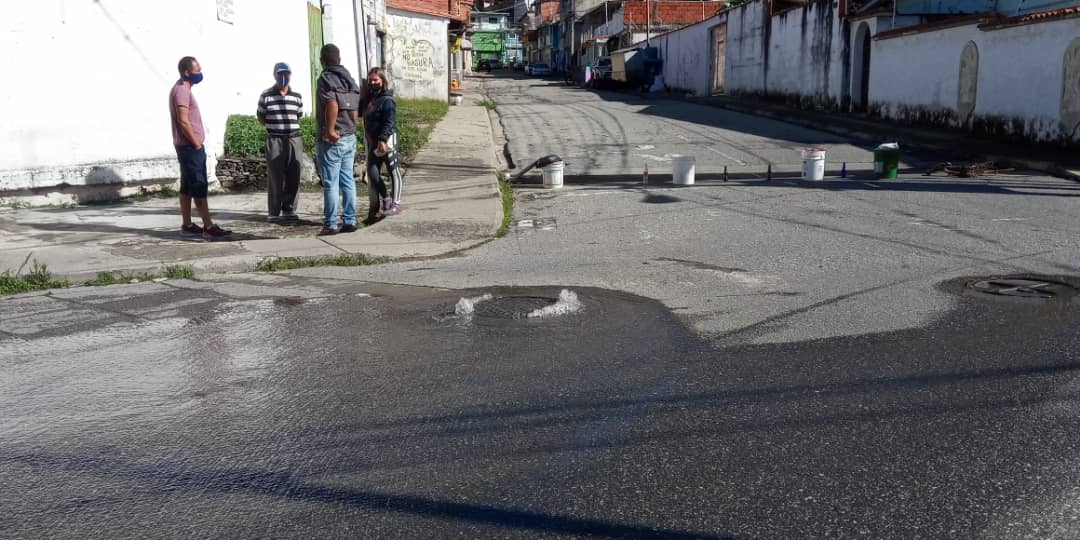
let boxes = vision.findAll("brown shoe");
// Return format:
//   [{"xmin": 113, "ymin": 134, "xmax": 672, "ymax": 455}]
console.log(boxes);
[
  {"xmin": 204, "ymin": 224, "xmax": 232, "ymax": 238},
  {"xmin": 317, "ymin": 226, "xmax": 338, "ymax": 236}
]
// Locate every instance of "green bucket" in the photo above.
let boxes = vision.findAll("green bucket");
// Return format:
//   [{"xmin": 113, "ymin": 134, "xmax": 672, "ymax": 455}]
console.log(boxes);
[{"xmin": 874, "ymin": 144, "xmax": 900, "ymax": 179}]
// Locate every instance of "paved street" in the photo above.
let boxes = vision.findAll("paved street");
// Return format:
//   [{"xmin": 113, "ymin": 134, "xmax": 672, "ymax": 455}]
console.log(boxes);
[
  {"xmin": 488, "ymin": 74, "xmax": 885, "ymax": 179},
  {"xmin": 5, "ymin": 75, "xmax": 1080, "ymax": 539}
]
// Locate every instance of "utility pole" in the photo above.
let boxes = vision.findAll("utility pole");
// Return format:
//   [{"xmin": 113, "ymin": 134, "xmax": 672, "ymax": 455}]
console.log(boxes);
[
  {"xmin": 569, "ymin": 0, "xmax": 576, "ymax": 72},
  {"xmin": 646, "ymin": 0, "xmax": 651, "ymax": 46}
]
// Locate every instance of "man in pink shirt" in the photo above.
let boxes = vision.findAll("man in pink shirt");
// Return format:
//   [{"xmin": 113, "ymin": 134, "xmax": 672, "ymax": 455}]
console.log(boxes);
[{"xmin": 169, "ymin": 56, "xmax": 231, "ymax": 238}]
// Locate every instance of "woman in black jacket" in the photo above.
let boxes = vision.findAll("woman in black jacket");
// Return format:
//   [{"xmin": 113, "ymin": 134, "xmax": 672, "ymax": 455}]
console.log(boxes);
[{"xmin": 360, "ymin": 67, "xmax": 403, "ymax": 219}]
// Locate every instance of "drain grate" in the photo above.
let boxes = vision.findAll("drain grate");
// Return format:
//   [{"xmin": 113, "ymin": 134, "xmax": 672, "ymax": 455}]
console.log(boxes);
[
  {"xmin": 967, "ymin": 278, "xmax": 1075, "ymax": 301},
  {"xmin": 474, "ymin": 296, "xmax": 556, "ymax": 319}
]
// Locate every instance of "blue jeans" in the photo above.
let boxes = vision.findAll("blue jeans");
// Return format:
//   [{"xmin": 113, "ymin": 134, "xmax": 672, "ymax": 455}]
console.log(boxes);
[{"xmin": 316, "ymin": 134, "xmax": 357, "ymax": 228}]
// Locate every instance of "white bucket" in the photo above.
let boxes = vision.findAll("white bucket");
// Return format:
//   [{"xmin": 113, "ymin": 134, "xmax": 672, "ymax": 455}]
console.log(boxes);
[
  {"xmin": 672, "ymin": 155, "xmax": 695, "ymax": 185},
  {"xmin": 802, "ymin": 149, "xmax": 826, "ymax": 181},
  {"xmin": 541, "ymin": 161, "xmax": 565, "ymax": 188}
]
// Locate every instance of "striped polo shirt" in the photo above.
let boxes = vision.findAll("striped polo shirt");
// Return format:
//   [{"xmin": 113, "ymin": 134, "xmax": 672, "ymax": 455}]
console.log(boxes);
[{"xmin": 257, "ymin": 87, "xmax": 303, "ymax": 136}]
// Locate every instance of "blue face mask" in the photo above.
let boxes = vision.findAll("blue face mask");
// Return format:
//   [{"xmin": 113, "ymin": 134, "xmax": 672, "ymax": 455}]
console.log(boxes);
[
  {"xmin": 186, "ymin": 72, "xmax": 204, "ymax": 84},
  {"xmin": 277, "ymin": 75, "xmax": 290, "ymax": 88}
]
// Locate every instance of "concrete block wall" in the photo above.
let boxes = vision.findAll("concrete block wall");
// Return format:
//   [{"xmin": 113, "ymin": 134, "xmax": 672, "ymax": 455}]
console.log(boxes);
[
  {"xmin": 388, "ymin": 0, "xmax": 467, "ymax": 20},
  {"xmin": 2, "ymin": 0, "xmax": 318, "ymax": 199},
  {"xmin": 653, "ymin": 15, "xmax": 724, "ymax": 96},
  {"xmin": 871, "ymin": 16, "xmax": 1080, "ymax": 143},
  {"xmin": 724, "ymin": 0, "xmax": 847, "ymax": 107},
  {"xmin": 623, "ymin": 1, "xmax": 724, "ymax": 24}
]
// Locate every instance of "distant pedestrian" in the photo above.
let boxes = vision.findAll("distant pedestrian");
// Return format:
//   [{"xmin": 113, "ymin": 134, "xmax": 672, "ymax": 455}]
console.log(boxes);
[
  {"xmin": 315, "ymin": 44, "xmax": 362, "ymax": 236},
  {"xmin": 361, "ymin": 67, "xmax": 404, "ymax": 220},
  {"xmin": 169, "ymin": 56, "xmax": 231, "ymax": 239},
  {"xmin": 257, "ymin": 62, "xmax": 304, "ymax": 223}
]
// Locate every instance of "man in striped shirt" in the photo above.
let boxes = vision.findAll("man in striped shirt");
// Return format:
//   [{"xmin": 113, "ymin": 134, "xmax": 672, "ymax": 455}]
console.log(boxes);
[{"xmin": 257, "ymin": 62, "xmax": 304, "ymax": 222}]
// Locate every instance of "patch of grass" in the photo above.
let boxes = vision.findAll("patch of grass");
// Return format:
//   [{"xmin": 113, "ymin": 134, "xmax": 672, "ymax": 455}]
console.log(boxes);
[
  {"xmin": 496, "ymin": 170, "xmax": 514, "ymax": 238},
  {"xmin": 165, "ymin": 265, "xmax": 194, "ymax": 279},
  {"xmin": 477, "ymin": 99, "xmax": 497, "ymax": 110},
  {"xmin": 255, "ymin": 253, "xmax": 386, "ymax": 272},
  {"xmin": 397, "ymin": 99, "xmax": 449, "ymax": 162},
  {"xmin": 84, "ymin": 265, "xmax": 194, "ymax": 286},
  {"xmin": 0, "ymin": 261, "xmax": 70, "ymax": 296},
  {"xmin": 159, "ymin": 184, "xmax": 180, "ymax": 198}
]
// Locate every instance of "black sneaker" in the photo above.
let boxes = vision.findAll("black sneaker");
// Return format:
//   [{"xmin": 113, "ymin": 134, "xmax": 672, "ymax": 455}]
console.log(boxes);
[
  {"xmin": 180, "ymin": 223, "xmax": 204, "ymax": 238},
  {"xmin": 340, "ymin": 224, "xmax": 358, "ymax": 233}
]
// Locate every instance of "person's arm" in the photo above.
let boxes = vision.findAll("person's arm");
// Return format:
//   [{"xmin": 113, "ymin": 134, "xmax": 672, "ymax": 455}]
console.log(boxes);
[
  {"xmin": 256, "ymin": 94, "xmax": 267, "ymax": 125},
  {"xmin": 176, "ymin": 106, "xmax": 202, "ymax": 150},
  {"xmin": 376, "ymin": 99, "xmax": 396, "ymax": 153},
  {"xmin": 324, "ymin": 98, "xmax": 340, "ymax": 143}
]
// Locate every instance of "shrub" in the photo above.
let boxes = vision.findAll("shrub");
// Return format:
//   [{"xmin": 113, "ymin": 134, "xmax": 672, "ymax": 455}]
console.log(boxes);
[{"xmin": 223, "ymin": 115, "xmax": 267, "ymax": 157}]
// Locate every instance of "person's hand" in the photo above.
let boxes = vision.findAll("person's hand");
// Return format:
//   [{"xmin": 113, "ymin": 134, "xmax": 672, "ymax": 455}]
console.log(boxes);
[
  {"xmin": 327, "ymin": 130, "xmax": 341, "ymax": 144},
  {"xmin": 194, "ymin": 143, "xmax": 203, "ymax": 151},
  {"xmin": 377, "ymin": 140, "xmax": 388, "ymax": 155}
]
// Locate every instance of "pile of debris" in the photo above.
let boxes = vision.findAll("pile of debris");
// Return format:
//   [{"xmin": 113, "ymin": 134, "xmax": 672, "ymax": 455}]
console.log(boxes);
[{"xmin": 924, "ymin": 160, "xmax": 1015, "ymax": 178}]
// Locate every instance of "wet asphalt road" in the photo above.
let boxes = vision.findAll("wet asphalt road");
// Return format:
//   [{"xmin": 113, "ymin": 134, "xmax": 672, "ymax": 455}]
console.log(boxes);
[
  {"xmin": 5, "ymin": 76, "xmax": 1080, "ymax": 539},
  {"xmin": 3, "ymin": 274, "xmax": 1080, "ymax": 539}
]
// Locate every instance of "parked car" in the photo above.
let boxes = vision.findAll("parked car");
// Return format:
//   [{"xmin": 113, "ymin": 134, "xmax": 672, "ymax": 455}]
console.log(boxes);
[
  {"xmin": 477, "ymin": 60, "xmax": 491, "ymax": 72},
  {"xmin": 594, "ymin": 57, "xmax": 613, "ymax": 80},
  {"xmin": 530, "ymin": 63, "xmax": 551, "ymax": 76},
  {"xmin": 488, "ymin": 59, "xmax": 504, "ymax": 70}
]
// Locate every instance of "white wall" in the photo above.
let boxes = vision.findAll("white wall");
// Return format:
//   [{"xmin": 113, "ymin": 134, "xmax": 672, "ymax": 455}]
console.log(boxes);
[
  {"xmin": 383, "ymin": 9, "xmax": 450, "ymax": 101},
  {"xmin": 2, "ymin": 0, "xmax": 317, "ymax": 194},
  {"xmin": 724, "ymin": 0, "xmax": 847, "ymax": 105},
  {"xmin": 871, "ymin": 16, "xmax": 1080, "ymax": 141},
  {"xmin": 653, "ymin": 16, "xmax": 723, "ymax": 96}
]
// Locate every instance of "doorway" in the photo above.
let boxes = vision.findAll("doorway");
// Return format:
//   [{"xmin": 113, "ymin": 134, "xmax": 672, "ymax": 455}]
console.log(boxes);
[
  {"xmin": 852, "ymin": 22, "xmax": 871, "ymax": 112},
  {"xmin": 711, "ymin": 22, "xmax": 727, "ymax": 95}
]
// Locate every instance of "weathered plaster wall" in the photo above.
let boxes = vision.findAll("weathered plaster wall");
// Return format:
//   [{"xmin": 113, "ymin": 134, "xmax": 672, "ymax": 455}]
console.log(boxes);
[
  {"xmin": 652, "ymin": 15, "xmax": 723, "ymax": 96},
  {"xmin": 2, "ymin": 0, "xmax": 319, "ymax": 196},
  {"xmin": 383, "ymin": 9, "xmax": 449, "ymax": 100},
  {"xmin": 724, "ymin": 0, "xmax": 847, "ymax": 108},
  {"xmin": 871, "ymin": 16, "xmax": 1080, "ymax": 142}
]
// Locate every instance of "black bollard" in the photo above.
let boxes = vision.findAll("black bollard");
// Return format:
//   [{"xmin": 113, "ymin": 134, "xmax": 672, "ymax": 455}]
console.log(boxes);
[
  {"xmin": 723, "ymin": 165, "xmax": 728, "ymax": 182},
  {"xmin": 766, "ymin": 163, "xmax": 772, "ymax": 181}
]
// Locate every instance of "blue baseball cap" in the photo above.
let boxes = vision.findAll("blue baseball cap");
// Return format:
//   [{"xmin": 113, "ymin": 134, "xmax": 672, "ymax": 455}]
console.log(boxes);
[{"xmin": 273, "ymin": 62, "xmax": 291, "ymax": 73}]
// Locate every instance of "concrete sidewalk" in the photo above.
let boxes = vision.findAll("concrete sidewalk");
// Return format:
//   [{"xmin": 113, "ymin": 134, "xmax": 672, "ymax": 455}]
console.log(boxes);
[{"xmin": 0, "ymin": 99, "xmax": 503, "ymax": 280}]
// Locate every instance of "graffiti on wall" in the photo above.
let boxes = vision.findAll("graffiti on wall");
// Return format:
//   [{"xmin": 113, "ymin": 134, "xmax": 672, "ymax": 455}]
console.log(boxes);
[
  {"xmin": 383, "ymin": 14, "xmax": 448, "ymax": 100},
  {"xmin": 401, "ymin": 39, "xmax": 437, "ymax": 81}
]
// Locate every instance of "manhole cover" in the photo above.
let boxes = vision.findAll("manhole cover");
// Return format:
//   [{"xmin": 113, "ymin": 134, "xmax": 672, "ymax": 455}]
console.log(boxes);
[
  {"xmin": 474, "ymin": 296, "xmax": 556, "ymax": 319},
  {"xmin": 967, "ymin": 278, "xmax": 1075, "ymax": 301}
]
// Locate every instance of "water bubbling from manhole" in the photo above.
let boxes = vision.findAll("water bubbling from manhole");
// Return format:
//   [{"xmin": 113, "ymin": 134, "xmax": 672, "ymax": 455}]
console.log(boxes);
[
  {"xmin": 526, "ymin": 289, "xmax": 581, "ymax": 318},
  {"xmin": 452, "ymin": 289, "xmax": 583, "ymax": 320}
]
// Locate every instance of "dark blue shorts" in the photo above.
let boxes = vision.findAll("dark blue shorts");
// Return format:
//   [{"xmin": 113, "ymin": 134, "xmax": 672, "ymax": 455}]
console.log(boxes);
[{"xmin": 175, "ymin": 145, "xmax": 208, "ymax": 199}]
